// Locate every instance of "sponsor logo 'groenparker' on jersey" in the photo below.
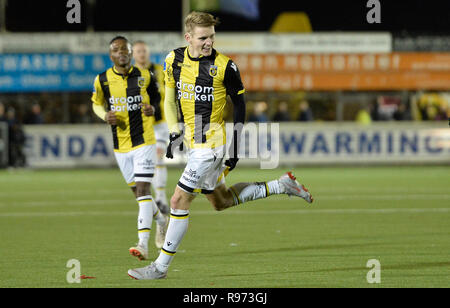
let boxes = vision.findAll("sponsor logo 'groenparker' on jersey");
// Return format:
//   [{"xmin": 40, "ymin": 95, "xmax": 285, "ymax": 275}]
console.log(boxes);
[
  {"xmin": 176, "ymin": 80, "xmax": 214, "ymax": 102},
  {"xmin": 108, "ymin": 95, "xmax": 144, "ymax": 112}
]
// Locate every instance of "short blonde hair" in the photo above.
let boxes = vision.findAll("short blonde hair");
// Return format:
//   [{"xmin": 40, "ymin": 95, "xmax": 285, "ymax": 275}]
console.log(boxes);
[
  {"xmin": 132, "ymin": 40, "xmax": 147, "ymax": 47},
  {"xmin": 185, "ymin": 11, "xmax": 220, "ymax": 34}
]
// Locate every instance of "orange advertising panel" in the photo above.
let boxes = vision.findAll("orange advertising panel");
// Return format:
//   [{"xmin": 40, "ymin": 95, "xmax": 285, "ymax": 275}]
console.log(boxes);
[
  {"xmin": 229, "ymin": 53, "xmax": 450, "ymax": 90},
  {"xmin": 240, "ymin": 72, "xmax": 450, "ymax": 91}
]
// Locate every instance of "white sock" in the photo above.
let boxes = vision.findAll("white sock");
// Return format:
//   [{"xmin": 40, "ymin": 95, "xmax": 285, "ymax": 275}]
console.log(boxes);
[
  {"xmin": 229, "ymin": 181, "xmax": 283, "ymax": 205},
  {"xmin": 136, "ymin": 195, "xmax": 154, "ymax": 248},
  {"xmin": 152, "ymin": 201, "xmax": 167, "ymax": 226},
  {"xmin": 156, "ymin": 188, "xmax": 168, "ymax": 206},
  {"xmin": 155, "ymin": 209, "xmax": 189, "ymax": 271},
  {"xmin": 154, "ymin": 164, "xmax": 168, "ymax": 205},
  {"xmin": 267, "ymin": 179, "xmax": 285, "ymax": 194}
]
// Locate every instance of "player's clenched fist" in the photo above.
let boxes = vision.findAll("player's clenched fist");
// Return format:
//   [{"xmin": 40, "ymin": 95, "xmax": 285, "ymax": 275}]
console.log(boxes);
[
  {"xmin": 105, "ymin": 111, "xmax": 117, "ymax": 125},
  {"xmin": 142, "ymin": 104, "xmax": 155, "ymax": 117}
]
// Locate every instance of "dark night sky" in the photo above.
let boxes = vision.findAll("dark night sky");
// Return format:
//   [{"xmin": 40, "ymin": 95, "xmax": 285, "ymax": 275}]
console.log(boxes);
[{"xmin": 4, "ymin": 0, "xmax": 450, "ymax": 34}]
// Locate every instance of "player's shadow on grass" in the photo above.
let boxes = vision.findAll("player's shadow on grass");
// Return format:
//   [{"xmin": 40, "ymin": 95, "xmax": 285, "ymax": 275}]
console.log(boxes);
[
  {"xmin": 211, "ymin": 261, "xmax": 450, "ymax": 278},
  {"xmin": 212, "ymin": 242, "xmax": 381, "ymax": 257}
]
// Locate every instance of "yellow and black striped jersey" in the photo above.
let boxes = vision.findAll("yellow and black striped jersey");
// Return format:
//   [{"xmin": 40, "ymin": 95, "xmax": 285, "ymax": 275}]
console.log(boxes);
[
  {"xmin": 147, "ymin": 63, "xmax": 166, "ymax": 124},
  {"xmin": 164, "ymin": 47, "xmax": 245, "ymax": 149},
  {"xmin": 91, "ymin": 66, "xmax": 160, "ymax": 153}
]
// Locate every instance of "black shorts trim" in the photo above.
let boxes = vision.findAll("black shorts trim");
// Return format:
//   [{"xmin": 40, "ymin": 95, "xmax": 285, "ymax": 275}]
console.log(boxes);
[
  {"xmin": 177, "ymin": 181, "xmax": 195, "ymax": 193},
  {"xmin": 177, "ymin": 181, "xmax": 214, "ymax": 195},
  {"xmin": 134, "ymin": 173, "xmax": 154, "ymax": 178}
]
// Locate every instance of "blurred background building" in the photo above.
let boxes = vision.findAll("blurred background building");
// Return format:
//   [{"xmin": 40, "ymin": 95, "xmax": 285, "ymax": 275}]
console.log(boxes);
[{"xmin": 0, "ymin": 0, "xmax": 449, "ymax": 168}]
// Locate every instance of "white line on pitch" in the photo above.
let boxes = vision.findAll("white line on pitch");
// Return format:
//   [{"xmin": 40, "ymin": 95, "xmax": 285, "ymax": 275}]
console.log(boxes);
[
  {"xmin": 0, "ymin": 208, "xmax": 449, "ymax": 217},
  {"xmin": 0, "ymin": 194, "xmax": 449, "ymax": 207},
  {"xmin": 2, "ymin": 188, "xmax": 449, "ymax": 196},
  {"xmin": 0, "ymin": 199, "xmax": 133, "ymax": 207}
]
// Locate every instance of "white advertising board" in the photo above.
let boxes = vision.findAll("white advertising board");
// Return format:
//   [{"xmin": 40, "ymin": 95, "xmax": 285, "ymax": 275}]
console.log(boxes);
[
  {"xmin": 23, "ymin": 122, "xmax": 449, "ymax": 169},
  {"xmin": 0, "ymin": 32, "xmax": 392, "ymax": 54}
]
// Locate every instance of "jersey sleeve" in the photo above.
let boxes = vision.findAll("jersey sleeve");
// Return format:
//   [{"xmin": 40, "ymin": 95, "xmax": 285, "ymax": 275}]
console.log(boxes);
[
  {"xmin": 164, "ymin": 51, "xmax": 176, "ymax": 89},
  {"xmin": 91, "ymin": 75, "xmax": 105, "ymax": 106},
  {"xmin": 147, "ymin": 71, "xmax": 162, "ymax": 121},
  {"xmin": 154, "ymin": 64, "xmax": 166, "ymax": 104},
  {"xmin": 224, "ymin": 59, "xmax": 245, "ymax": 97}
]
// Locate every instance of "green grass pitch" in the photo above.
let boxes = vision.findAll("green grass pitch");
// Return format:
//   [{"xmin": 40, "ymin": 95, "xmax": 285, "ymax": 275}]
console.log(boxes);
[{"xmin": 0, "ymin": 166, "xmax": 449, "ymax": 288}]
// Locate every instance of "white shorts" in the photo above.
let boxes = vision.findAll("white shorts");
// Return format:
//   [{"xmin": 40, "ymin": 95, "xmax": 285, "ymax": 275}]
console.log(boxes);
[
  {"xmin": 114, "ymin": 144, "xmax": 156, "ymax": 187},
  {"xmin": 154, "ymin": 122, "xmax": 169, "ymax": 149},
  {"xmin": 177, "ymin": 145, "xmax": 227, "ymax": 194}
]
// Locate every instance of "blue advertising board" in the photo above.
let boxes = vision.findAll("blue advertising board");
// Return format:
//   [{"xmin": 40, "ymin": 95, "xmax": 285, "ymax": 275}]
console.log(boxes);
[{"xmin": 0, "ymin": 53, "xmax": 165, "ymax": 92}]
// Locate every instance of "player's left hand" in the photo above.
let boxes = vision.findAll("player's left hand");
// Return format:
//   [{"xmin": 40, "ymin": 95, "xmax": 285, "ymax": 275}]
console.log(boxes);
[
  {"xmin": 224, "ymin": 157, "xmax": 239, "ymax": 171},
  {"xmin": 142, "ymin": 104, "xmax": 155, "ymax": 117},
  {"xmin": 166, "ymin": 132, "xmax": 184, "ymax": 159}
]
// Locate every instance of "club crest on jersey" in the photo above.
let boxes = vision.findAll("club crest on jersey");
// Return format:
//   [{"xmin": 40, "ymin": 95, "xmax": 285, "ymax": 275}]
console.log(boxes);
[
  {"xmin": 209, "ymin": 65, "xmax": 218, "ymax": 77},
  {"xmin": 137, "ymin": 77, "xmax": 145, "ymax": 88}
]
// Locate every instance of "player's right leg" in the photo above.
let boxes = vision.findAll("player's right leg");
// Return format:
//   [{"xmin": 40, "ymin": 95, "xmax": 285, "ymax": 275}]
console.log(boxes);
[
  {"xmin": 278, "ymin": 171, "xmax": 313, "ymax": 202},
  {"xmin": 115, "ymin": 145, "xmax": 167, "ymax": 261},
  {"xmin": 152, "ymin": 123, "xmax": 170, "ymax": 249},
  {"xmin": 197, "ymin": 147, "xmax": 313, "ymax": 210},
  {"xmin": 129, "ymin": 181, "xmax": 153, "ymax": 261},
  {"xmin": 227, "ymin": 171, "xmax": 313, "ymax": 205},
  {"xmin": 153, "ymin": 142, "xmax": 170, "ymax": 250},
  {"xmin": 130, "ymin": 165, "xmax": 168, "ymax": 250},
  {"xmin": 154, "ymin": 145, "xmax": 169, "ymax": 214},
  {"xmin": 114, "ymin": 151, "xmax": 149, "ymax": 259},
  {"xmin": 128, "ymin": 186, "xmax": 195, "ymax": 280},
  {"xmin": 153, "ymin": 122, "xmax": 170, "ymax": 215},
  {"xmin": 206, "ymin": 169, "xmax": 313, "ymax": 211},
  {"xmin": 128, "ymin": 147, "xmax": 216, "ymax": 280}
]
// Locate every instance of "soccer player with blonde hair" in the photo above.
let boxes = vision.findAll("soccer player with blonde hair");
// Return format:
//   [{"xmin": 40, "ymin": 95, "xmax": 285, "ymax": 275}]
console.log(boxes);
[{"xmin": 128, "ymin": 12, "xmax": 313, "ymax": 280}]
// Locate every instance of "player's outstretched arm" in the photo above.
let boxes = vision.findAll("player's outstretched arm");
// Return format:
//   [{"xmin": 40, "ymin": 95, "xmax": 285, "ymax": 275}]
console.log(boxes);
[{"xmin": 225, "ymin": 93, "xmax": 246, "ymax": 171}]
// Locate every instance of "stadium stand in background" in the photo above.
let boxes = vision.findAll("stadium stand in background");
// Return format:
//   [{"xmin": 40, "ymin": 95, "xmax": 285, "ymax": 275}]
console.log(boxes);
[{"xmin": 0, "ymin": 0, "xmax": 448, "ymax": 168}]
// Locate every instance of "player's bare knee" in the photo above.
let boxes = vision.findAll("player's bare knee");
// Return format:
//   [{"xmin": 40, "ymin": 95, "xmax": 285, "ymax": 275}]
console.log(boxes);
[
  {"xmin": 135, "ymin": 182, "xmax": 150, "ymax": 198},
  {"xmin": 170, "ymin": 187, "xmax": 195, "ymax": 211},
  {"xmin": 136, "ymin": 188, "xmax": 147, "ymax": 197},
  {"xmin": 170, "ymin": 194, "xmax": 190, "ymax": 210},
  {"xmin": 170, "ymin": 194, "xmax": 180, "ymax": 209}
]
